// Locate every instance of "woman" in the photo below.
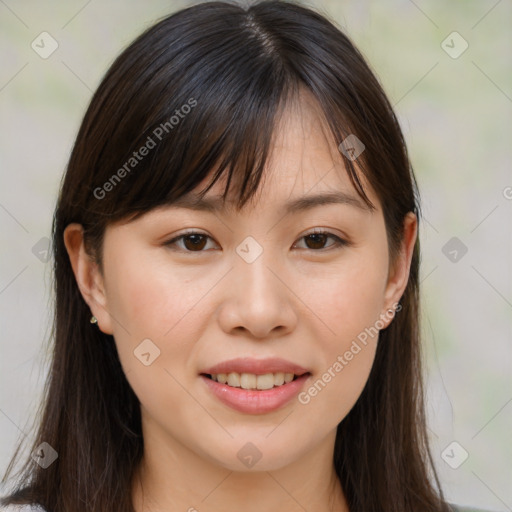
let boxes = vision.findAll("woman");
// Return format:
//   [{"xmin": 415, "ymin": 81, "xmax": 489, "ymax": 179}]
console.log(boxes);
[{"xmin": 0, "ymin": 1, "xmax": 493, "ymax": 511}]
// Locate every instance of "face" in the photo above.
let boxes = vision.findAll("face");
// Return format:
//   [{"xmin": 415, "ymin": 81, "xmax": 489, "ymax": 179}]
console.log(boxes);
[{"xmin": 68, "ymin": 93, "xmax": 416, "ymax": 473}]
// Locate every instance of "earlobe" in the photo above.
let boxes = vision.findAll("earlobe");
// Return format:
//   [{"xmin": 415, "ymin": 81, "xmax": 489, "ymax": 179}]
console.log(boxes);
[
  {"xmin": 63, "ymin": 223, "xmax": 113, "ymax": 334},
  {"xmin": 381, "ymin": 212, "xmax": 418, "ymax": 328}
]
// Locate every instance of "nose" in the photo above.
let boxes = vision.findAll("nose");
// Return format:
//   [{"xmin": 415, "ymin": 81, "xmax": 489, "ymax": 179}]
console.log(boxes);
[{"xmin": 216, "ymin": 250, "xmax": 298, "ymax": 339}]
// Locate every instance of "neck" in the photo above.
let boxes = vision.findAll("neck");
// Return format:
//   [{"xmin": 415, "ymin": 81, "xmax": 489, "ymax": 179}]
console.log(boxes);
[{"xmin": 131, "ymin": 419, "xmax": 349, "ymax": 512}]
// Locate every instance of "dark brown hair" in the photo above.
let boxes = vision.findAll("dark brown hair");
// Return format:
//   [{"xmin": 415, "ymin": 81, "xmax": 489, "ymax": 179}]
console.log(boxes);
[{"xmin": 1, "ymin": 1, "xmax": 451, "ymax": 511}]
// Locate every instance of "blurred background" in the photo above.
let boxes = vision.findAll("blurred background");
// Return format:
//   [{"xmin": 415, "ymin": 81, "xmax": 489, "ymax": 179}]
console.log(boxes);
[{"xmin": 0, "ymin": 0, "xmax": 511, "ymax": 510}]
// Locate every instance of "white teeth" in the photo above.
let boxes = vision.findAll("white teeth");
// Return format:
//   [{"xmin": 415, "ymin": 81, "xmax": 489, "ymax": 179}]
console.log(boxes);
[
  {"xmin": 274, "ymin": 372, "xmax": 285, "ymax": 386},
  {"xmin": 209, "ymin": 371, "xmax": 300, "ymax": 389},
  {"xmin": 227, "ymin": 372, "xmax": 240, "ymax": 387},
  {"xmin": 216, "ymin": 373, "xmax": 228, "ymax": 384},
  {"xmin": 240, "ymin": 373, "xmax": 257, "ymax": 389},
  {"xmin": 256, "ymin": 373, "xmax": 274, "ymax": 390}
]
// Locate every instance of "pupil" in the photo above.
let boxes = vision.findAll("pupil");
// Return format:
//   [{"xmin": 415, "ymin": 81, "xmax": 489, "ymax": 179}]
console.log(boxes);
[
  {"xmin": 307, "ymin": 234, "xmax": 326, "ymax": 249},
  {"xmin": 185, "ymin": 235, "xmax": 206, "ymax": 250}
]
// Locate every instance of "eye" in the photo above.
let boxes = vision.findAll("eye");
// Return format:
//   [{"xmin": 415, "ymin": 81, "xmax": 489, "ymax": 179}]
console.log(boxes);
[
  {"xmin": 164, "ymin": 229, "xmax": 349, "ymax": 253},
  {"xmin": 293, "ymin": 229, "xmax": 349, "ymax": 251},
  {"xmin": 164, "ymin": 230, "xmax": 217, "ymax": 252}
]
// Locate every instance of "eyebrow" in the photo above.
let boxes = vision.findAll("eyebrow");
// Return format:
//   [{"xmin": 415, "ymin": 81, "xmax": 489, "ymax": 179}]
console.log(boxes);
[{"xmin": 168, "ymin": 190, "xmax": 372, "ymax": 214}]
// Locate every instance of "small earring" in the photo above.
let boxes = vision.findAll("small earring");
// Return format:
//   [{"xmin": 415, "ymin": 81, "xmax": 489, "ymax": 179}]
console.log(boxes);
[{"xmin": 90, "ymin": 315, "xmax": 98, "ymax": 324}]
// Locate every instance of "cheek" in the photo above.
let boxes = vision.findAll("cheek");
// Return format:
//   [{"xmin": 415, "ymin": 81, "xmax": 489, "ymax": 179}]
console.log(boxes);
[
  {"xmin": 101, "ymin": 244, "xmax": 225, "ymax": 401},
  {"xmin": 295, "ymin": 304, "xmax": 379, "ymax": 436},
  {"xmin": 302, "ymin": 244, "xmax": 388, "ymax": 346},
  {"xmin": 103, "ymin": 244, "xmax": 219, "ymax": 342},
  {"xmin": 294, "ymin": 246, "xmax": 388, "ymax": 424}
]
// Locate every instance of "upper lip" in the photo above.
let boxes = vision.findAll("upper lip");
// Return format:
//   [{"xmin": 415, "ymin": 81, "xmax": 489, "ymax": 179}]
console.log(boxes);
[{"xmin": 200, "ymin": 357, "xmax": 310, "ymax": 376}]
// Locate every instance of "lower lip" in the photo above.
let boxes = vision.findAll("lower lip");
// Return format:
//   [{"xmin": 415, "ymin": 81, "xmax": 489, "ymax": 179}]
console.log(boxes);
[{"xmin": 200, "ymin": 374, "xmax": 311, "ymax": 414}]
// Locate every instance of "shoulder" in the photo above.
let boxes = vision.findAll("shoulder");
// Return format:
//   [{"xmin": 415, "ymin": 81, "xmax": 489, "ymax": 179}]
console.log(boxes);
[{"xmin": 449, "ymin": 504, "xmax": 499, "ymax": 512}]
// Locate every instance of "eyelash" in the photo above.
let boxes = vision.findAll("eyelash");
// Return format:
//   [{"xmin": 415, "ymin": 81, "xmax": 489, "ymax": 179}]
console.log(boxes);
[{"xmin": 164, "ymin": 229, "xmax": 349, "ymax": 253}]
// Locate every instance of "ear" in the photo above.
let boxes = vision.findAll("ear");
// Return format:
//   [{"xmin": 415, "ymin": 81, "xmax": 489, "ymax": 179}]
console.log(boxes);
[
  {"xmin": 380, "ymin": 212, "xmax": 418, "ymax": 328},
  {"xmin": 63, "ymin": 223, "xmax": 114, "ymax": 335}
]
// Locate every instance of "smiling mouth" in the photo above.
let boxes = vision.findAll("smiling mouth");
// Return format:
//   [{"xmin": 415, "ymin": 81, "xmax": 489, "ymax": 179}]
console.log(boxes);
[{"xmin": 201, "ymin": 372, "xmax": 309, "ymax": 390}]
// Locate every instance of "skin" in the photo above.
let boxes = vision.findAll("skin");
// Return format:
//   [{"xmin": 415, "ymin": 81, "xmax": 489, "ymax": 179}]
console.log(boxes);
[{"xmin": 64, "ymin": 92, "xmax": 417, "ymax": 512}]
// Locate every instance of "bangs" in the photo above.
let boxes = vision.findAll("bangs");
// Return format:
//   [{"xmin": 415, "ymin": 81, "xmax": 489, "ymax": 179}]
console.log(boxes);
[
  {"xmin": 82, "ymin": 2, "xmax": 379, "ymax": 227},
  {"xmin": 120, "ymin": 54, "xmax": 297, "ymax": 221}
]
